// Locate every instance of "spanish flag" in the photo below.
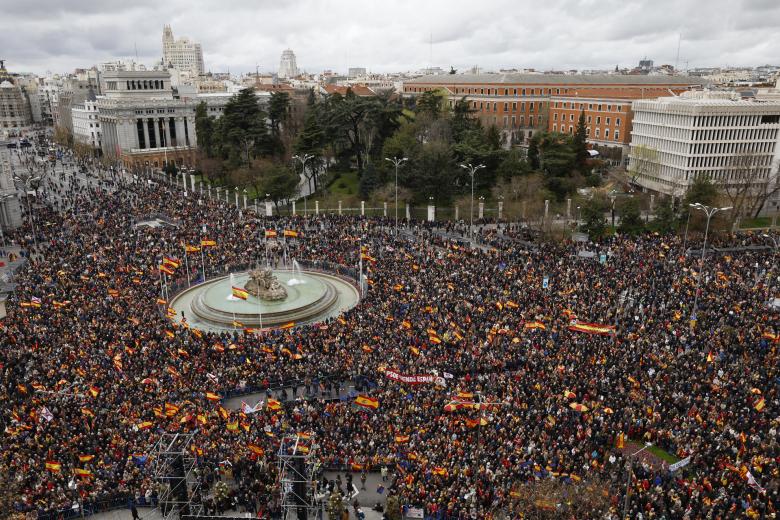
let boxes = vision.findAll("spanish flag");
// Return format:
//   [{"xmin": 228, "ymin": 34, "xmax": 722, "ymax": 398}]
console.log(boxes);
[
  {"xmin": 159, "ymin": 264, "xmax": 174, "ymax": 275},
  {"xmin": 568, "ymin": 322, "xmax": 615, "ymax": 335},
  {"xmin": 279, "ymin": 322, "xmax": 295, "ymax": 329},
  {"xmin": 524, "ymin": 321, "xmax": 546, "ymax": 331},
  {"xmin": 394, "ymin": 435, "xmax": 410, "ymax": 443},
  {"xmin": 163, "ymin": 257, "xmax": 180, "ymax": 269},
  {"xmin": 355, "ymin": 395, "xmax": 379, "ymax": 410},
  {"xmin": 265, "ymin": 229, "xmax": 277, "ymax": 238},
  {"xmin": 78, "ymin": 455, "xmax": 95, "ymax": 463},
  {"xmin": 73, "ymin": 468, "xmax": 93, "ymax": 477},
  {"xmin": 283, "ymin": 230, "xmax": 298, "ymax": 238},
  {"xmin": 232, "ymin": 286, "xmax": 249, "ymax": 300},
  {"xmin": 45, "ymin": 461, "xmax": 62, "ymax": 472},
  {"xmin": 754, "ymin": 398, "xmax": 766, "ymax": 412},
  {"xmin": 232, "ymin": 320, "xmax": 244, "ymax": 328},
  {"xmin": 247, "ymin": 444, "xmax": 265, "ymax": 456},
  {"xmin": 205, "ymin": 392, "xmax": 221, "ymax": 402},
  {"xmin": 107, "ymin": 289, "xmax": 120, "ymax": 297},
  {"xmin": 200, "ymin": 239, "xmax": 216, "ymax": 247},
  {"xmin": 226, "ymin": 421, "xmax": 239, "ymax": 431},
  {"xmin": 88, "ymin": 386, "xmax": 100, "ymax": 398},
  {"xmin": 137, "ymin": 421, "xmax": 153, "ymax": 430},
  {"xmin": 81, "ymin": 407, "xmax": 95, "ymax": 417},
  {"xmin": 185, "ymin": 245, "xmax": 201, "ymax": 253},
  {"xmin": 432, "ymin": 467, "xmax": 448, "ymax": 476},
  {"xmin": 156, "ymin": 298, "xmax": 167, "ymax": 305},
  {"xmin": 616, "ymin": 432, "xmax": 625, "ymax": 449},
  {"xmin": 267, "ymin": 399, "xmax": 282, "ymax": 411},
  {"xmin": 164, "ymin": 403, "xmax": 180, "ymax": 417}
]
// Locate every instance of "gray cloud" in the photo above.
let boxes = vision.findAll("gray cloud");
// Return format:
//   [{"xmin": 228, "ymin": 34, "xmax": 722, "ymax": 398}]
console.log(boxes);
[{"xmin": 1, "ymin": 0, "xmax": 778, "ymax": 75}]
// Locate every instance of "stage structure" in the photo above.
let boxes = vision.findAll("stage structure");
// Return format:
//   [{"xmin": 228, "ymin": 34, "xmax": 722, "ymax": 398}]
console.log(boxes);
[
  {"xmin": 278, "ymin": 434, "xmax": 320, "ymax": 520},
  {"xmin": 150, "ymin": 432, "xmax": 204, "ymax": 519}
]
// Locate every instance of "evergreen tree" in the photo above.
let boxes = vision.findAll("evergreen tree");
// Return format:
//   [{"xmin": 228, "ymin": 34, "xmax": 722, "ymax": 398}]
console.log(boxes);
[
  {"xmin": 194, "ymin": 102, "xmax": 214, "ymax": 157},
  {"xmin": 581, "ymin": 197, "xmax": 608, "ymax": 239},
  {"xmin": 573, "ymin": 111, "xmax": 589, "ymax": 171},
  {"xmin": 359, "ymin": 162, "xmax": 381, "ymax": 199},
  {"xmin": 218, "ymin": 88, "xmax": 271, "ymax": 165},
  {"xmin": 527, "ymin": 134, "xmax": 540, "ymax": 170},
  {"xmin": 652, "ymin": 200, "xmax": 678, "ymax": 234},
  {"xmin": 617, "ymin": 197, "xmax": 645, "ymax": 236}
]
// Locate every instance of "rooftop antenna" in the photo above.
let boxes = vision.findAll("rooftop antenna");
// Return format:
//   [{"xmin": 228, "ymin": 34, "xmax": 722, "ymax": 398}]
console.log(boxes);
[
  {"xmin": 674, "ymin": 33, "xmax": 681, "ymax": 72},
  {"xmin": 134, "ymin": 42, "xmax": 139, "ymax": 62},
  {"xmin": 429, "ymin": 31, "xmax": 433, "ymax": 72}
]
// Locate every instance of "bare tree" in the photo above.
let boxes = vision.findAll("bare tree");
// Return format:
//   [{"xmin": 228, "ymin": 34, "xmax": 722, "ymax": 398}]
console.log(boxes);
[
  {"xmin": 626, "ymin": 144, "xmax": 660, "ymax": 191},
  {"xmin": 507, "ymin": 477, "xmax": 611, "ymax": 519},
  {"xmin": 722, "ymin": 152, "xmax": 780, "ymax": 218}
]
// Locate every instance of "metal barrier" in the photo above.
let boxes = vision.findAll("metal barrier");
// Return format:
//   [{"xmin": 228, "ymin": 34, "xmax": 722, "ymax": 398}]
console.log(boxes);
[{"xmin": 34, "ymin": 494, "xmax": 157, "ymax": 520}]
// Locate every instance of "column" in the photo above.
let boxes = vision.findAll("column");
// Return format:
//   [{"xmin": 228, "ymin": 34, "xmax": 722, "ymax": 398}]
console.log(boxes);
[
  {"xmin": 292, "ymin": 201, "xmax": 296, "ymax": 215},
  {"xmin": 338, "ymin": 200, "xmax": 342, "ymax": 215},
  {"xmin": 361, "ymin": 201, "xmax": 365, "ymax": 216},
  {"xmin": 383, "ymin": 202, "xmax": 387, "ymax": 217},
  {"xmin": 141, "ymin": 118, "xmax": 150, "ymax": 150},
  {"xmin": 498, "ymin": 201, "xmax": 503, "ymax": 220},
  {"xmin": 455, "ymin": 205, "xmax": 459, "ymax": 221},
  {"xmin": 153, "ymin": 118, "xmax": 161, "ymax": 150},
  {"xmin": 161, "ymin": 118, "xmax": 170, "ymax": 149},
  {"xmin": 175, "ymin": 118, "xmax": 186, "ymax": 148},
  {"xmin": 478, "ymin": 200, "xmax": 484, "ymax": 219},
  {"xmin": 427, "ymin": 203, "xmax": 435, "ymax": 222},
  {"xmin": 315, "ymin": 201, "xmax": 319, "ymax": 215}
]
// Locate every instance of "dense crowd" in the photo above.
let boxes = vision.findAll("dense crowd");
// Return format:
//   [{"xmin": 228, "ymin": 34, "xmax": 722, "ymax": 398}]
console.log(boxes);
[{"xmin": 1, "ymin": 139, "xmax": 778, "ymax": 519}]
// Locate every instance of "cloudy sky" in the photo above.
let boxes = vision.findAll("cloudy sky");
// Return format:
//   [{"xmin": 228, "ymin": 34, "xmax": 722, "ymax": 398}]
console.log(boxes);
[{"xmin": 2, "ymin": 0, "xmax": 779, "ymax": 75}]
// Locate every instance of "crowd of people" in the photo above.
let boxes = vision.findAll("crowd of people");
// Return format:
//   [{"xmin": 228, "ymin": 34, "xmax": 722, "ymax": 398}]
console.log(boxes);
[{"xmin": 1, "ymin": 137, "xmax": 778, "ymax": 519}]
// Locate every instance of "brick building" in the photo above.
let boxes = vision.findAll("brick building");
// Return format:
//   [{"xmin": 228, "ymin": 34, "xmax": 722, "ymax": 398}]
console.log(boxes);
[{"xmin": 403, "ymin": 73, "xmax": 706, "ymax": 157}]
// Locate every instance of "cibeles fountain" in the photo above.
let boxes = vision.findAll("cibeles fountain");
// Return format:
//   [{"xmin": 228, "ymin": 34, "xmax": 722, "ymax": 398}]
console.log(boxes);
[{"xmin": 169, "ymin": 264, "xmax": 360, "ymax": 332}]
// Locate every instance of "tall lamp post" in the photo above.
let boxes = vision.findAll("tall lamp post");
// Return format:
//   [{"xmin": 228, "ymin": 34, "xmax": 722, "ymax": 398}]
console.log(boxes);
[
  {"xmin": 459, "ymin": 163, "xmax": 485, "ymax": 244},
  {"xmin": 689, "ymin": 203, "xmax": 732, "ymax": 325},
  {"xmin": 384, "ymin": 156, "xmax": 407, "ymax": 235},
  {"xmin": 293, "ymin": 154, "xmax": 313, "ymax": 216},
  {"xmin": 12, "ymin": 171, "xmax": 43, "ymax": 250},
  {"xmin": 623, "ymin": 442, "xmax": 653, "ymax": 519}
]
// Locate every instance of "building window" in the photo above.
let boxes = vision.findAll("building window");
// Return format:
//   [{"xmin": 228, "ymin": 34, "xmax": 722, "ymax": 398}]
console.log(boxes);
[
  {"xmin": 595, "ymin": 128, "xmax": 600, "ymax": 138},
  {"xmin": 614, "ymin": 130, "xmax": 620, "ymax": 140},
  {"xmin": 554, "ymin": 113, "xmax": 558, "ymax": 121},
  {"xmin": 616, "ymin": 118, "xmax": 621, "ymax": 126},
  {"xmin": 604, "ymin": 129, "xmax": 610, "ymax": 139},
  {"xmin": 596, "ymin": 116, "xmax": 601, "ymax": 124},
  {"xmin": 606, "ymin": 117, "xmax": 611, "ymax": 125},
  {"xmin": 553, "ymin": 124, "xmax": 557, "ymax": 132}
]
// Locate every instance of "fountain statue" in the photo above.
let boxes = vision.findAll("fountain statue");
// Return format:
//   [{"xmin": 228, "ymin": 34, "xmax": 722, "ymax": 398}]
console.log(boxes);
[{"xmin": 244, "ymin": 268, "xmax": 288, "ymax": 301}]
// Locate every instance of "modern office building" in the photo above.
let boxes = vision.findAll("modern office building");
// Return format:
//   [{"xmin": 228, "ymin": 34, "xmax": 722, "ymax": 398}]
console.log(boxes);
[
  {"xmin": 629, "ymin": 90, "xmax": 780, "ymax": 215},
  {"xmin": 402, "ymin": 73, "xmax": 706, "ymax": 154},
  {"xmin": 72, "ymin": 89, "xmax": 102, "ymax": 153},
  {"xmin": 162, "ymin": 25, "xmax": 205, "ymax": 76},
  {"xmin": 278, "ymin": 49, "xmax": 299, "ymax": 79}
]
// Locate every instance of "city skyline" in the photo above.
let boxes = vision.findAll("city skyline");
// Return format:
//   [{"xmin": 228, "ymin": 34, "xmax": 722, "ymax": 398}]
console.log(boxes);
[{"xmin": 1, "ymin": 0, "xmax": 779, "ymax": 76}]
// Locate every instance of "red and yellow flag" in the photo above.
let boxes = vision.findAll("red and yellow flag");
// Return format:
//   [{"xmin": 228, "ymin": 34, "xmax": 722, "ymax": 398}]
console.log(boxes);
[
  {"xmin": 88, "ymin": 386, "xmax": 100, "ymax": 398},
  {"xmin": 283, "ymin": 230, "xmax": 299, "ymax": 238},
  {"xmin": 267, "ymin": 399, "xmax": 282, "ymax": 411},
  {"xmin": 200, "ymin": 239, "xmax": 217, "ymax": 247},
  {"xmin": 568, "ymin": 322, "xmax": 615, "ymax": 335},
  {"xmin": 354, "ymin": 395, "xmax": 379, "ymax": 410},
  {"xmin": 205, "ymin": 392, "xmax": 221, "ymax": 402},
  {"xmin": 247, "ymin": 443, "xmax": 265, "ymax": 456},
  {"xmin": 163, "ymin": 257, "xmax": 180, "ymax": 269},
  {"xmin": 265, "ymin": 230, "xmax": 278, "ymax": 238},
  {"xmin": 231, "ymin": 286, "xmax": 249, "ymax": 300},
  {"xmin": 45, "ymin": 461, "xmax": 62, "ymax": 472}
]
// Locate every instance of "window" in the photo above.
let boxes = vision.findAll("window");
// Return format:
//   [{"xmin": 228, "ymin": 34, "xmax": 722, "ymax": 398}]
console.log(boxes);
[
  {"xmin": 587, "ymin": 115, "xmax": 592, "ymax": 123},
  {"xmin": 596, "ymin": 116, "xmax": 601, "ymax": 124},
  {"xmin": 522, "ymin": 88, "xmax": 526, "ymax": 96},
  {"xmin": 553, "ymin": 113, "xmax": 558, "ymax": 121},
  {"xmin": 616, "ymin": 118, "xmax": 621, "ymax": 126},
  {"xmin": 570, "ymin": 114, "xmax": 574, "ymax": 122},
  {"xmin": 503, "ymin": 102, "xmax": 508, "ymax": 112},
  {"xmin": 607, "ymin": 105, "xmax": 611, "ymax": 111},
  {"xmin": 595, "ymin": 128, "xmax": 600, "ymax": 138},
  {"xmin": 588, "ymin": 104, "xmax": 593, "ymax": 110},
  {"xmin": 614, "ymin": 130, "xmax": 620, "ymax": 140},
  {"xmin": 553, "ymin": 124, "xmax": 557, "ymax": 132},
  {"xmin": 604, "ymin": 129, "xmax": 610, "ymax": 139},
  {"xmin": 606, "ymin": 117, "xmax": 611, "ymax": 125}
]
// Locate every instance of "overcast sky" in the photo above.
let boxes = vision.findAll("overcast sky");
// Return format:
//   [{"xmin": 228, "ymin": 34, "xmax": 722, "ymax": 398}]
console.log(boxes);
[{"xmin": 2, "ymin": 0, "xmax": 779, "ymax": 76}]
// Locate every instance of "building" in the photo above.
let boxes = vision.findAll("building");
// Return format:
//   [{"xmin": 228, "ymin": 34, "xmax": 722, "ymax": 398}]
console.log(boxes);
[
  {"xmin": 0, "ymin": 61, "xmax": 33, "ymax": 135},
  {"xmin": 162, "ymin": 25, "xmax": 205, "ymax": 76},
  {"xmin": 278, "ymin": 49, "xmax": 299, "ymax": 79},
  {"xmin": 403, "ymin": 73, "xmax": 706, "ymax": 153},
  {"xmin": 348, "ymin": 67, "xmax": 367, "ymax": 79},
  {"xmin": 0, "ymin": 143, "xmax": 23, "ymax": 230},
  {"xmin": 72, "ymin": 88, "xmax": 101, "ymax": 153},
  {"xmin": 628, "ymin": 90, "xmax": 780, "ymax": 215},
  {"xmin": 96, "ymin": 70, "xmax": 232, "ymax": 168},
  {"xmin": 56, "ymin": 73, "xmax": 101, "ymax": 134}
]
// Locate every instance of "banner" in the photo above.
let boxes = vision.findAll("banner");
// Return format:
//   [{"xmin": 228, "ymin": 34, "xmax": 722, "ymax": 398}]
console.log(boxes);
[
  {"xmin": 669, "ymin": 455, "xmax": 691, "ymax": 472},
  {"xmin": 385, "ymin": 369, "xmax": 445, "ymax": 386}
]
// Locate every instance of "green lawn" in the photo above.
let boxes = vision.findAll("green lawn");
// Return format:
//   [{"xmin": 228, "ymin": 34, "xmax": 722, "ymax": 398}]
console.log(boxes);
[
  {"xmin": 647, "ymin": 445, "xmax": 680, "ymax": 464},
  {"xmin": 739, "ymin": 217, "xmax": 772, "ymax": 229},
  {"xmin": 326, "ymin": 170, "xmax": 359, "ymax": 197}
]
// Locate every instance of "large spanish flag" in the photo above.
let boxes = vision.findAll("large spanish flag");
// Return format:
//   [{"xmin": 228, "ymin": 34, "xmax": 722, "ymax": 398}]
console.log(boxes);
[
  {"xmin": 283, "ymin": 230, "xmax": 299, "ymax": 238},
  {"xmin": 163, "ymin": 257, "xmax": 180, "ymax": 269},
  {"xmin": 232, "ymin": 286, "xmax": 249, "ymax": 300},
  {"xmin": 354, "ymin": 395, "xmax": 379, "ymax": 410},
  {"xmin": 265, "ymin": 229, "xmax": 278, "ymax": 238},
  {"xmin": 137, "ymin": 421, "xmax": 153, "ymax": 430},
  {"xmin": 205, "ymin": 392, "xmax": 221, "ymax": 402},
  {"xmin": 394, "ymin": 435, "xmax": 410, "ymax": 443},
  {"xmin": 523, "ymin": 321, "xmax": 546, "ymax": 331},
  {"xmin": 185, "ymin": 245, "xmax": 201, "ymax": 253},
  {"xmin": 159, "ymin": 264, "xmax": 174, "ymax": 275},
  {"xmin": 200, "ymin": 239, "xmax": 217, "ymax": 247},
  {"xmin": 247, "ymin": 443, "xmax": 265, "ymax": 456},
  {"xmin": 267, "ymin": 398, "xmax": 282, "ymax": 411},
  {"xmin": 568, "ymin": 322, "xmax": 615, "ymax": 335},
  {"xmin": 45, "ymin": 461, "xmax": 62, "ymax": 472},
  {"xmin": 73, "ymin": 468, "xmax": 93, "ymax": 477}
]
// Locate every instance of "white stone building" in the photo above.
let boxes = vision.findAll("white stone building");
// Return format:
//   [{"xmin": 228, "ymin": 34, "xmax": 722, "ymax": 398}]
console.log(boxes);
[
  {"xmin": 629, "ymin": 90, "xmax": 780, "ymax": 215},
  {"xmin": 72, "ymin": 89, "xmax": 101, "ymax": 153},
  {"xmin": 278, "ymin": 49, "xmax": 299, "ymax": 79},
  {"xmin": 162, "ymin": 25, "xmax": 205, "ymax": 76}
]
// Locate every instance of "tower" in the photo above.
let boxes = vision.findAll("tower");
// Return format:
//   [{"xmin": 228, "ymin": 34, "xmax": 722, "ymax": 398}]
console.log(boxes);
[
  {"xmin": 162, "ymin": 25, "xmax": 174, "ymax": 67},
  {"xmin": 279, "ymin": 49, "xmax": 299, "ymax": 79}
]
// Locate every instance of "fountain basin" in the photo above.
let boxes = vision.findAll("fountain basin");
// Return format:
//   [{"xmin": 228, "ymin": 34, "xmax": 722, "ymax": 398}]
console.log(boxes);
[{"xmin": 169, "ymin": 269, "xmax": 360, "ymax": 332}]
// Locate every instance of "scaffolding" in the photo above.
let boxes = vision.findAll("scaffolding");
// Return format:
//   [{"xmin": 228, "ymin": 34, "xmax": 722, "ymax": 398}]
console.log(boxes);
[
  {"xmin": 278, "ymin": 434, "xmax": 319, "ymax": 520},
  {"xmin": 150, "ymin": 431, "xmax": 204, "ymax": 519}
]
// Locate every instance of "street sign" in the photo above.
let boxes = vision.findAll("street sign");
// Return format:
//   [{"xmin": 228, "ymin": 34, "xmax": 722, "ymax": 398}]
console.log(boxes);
[{"xmin": 542, "ymin": 276, "xmax": 549, "ymax": 289}]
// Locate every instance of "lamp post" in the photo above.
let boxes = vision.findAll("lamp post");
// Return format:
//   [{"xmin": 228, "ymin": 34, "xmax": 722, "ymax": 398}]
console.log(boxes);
[
  {"xmin": 385, "ymin": 157, "xmax": 407, "ymax": 235},
  {"xmin": 243, "ymin": 189, "xmax": 248, "ymax": 210},
  {"xmin": 293, "ymin": 154, "xmax": 314, "ymax": 216},
  {"xmin": 12, "ymin": 171, "xmax": 43, "ymax": 250},
  {"xmin": 761, "ymin": 233, "xmax": 778, "ymax": 250},
  {"xmin": 609, "ymin": 190, "xmax": 617, "ymax": 228},
  {"xmin": 689, "ymin": 203, "xmax": 732, "ymax": 325},
  {"xmin": 623, "ymin": 442, "xmax": 653, "ymax": 520},
  {"xmin": 181, "ymin": 167, "xmax": 188, "ymax": 197},
  {"xmin": 459, "ymin": 163, "xmax": 486, "ymax": 244},
  {"xmin": 234, "ymin": 187, "xmax": 239, "ymax": 208}
]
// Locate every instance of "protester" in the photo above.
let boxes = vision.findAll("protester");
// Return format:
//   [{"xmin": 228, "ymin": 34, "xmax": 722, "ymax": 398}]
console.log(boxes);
[{"xmin": 0, "ymin": 135, "xmax": 777, "ymax": 519}]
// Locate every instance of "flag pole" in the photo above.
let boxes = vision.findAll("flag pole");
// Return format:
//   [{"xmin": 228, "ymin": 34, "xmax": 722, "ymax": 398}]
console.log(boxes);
[
  {"xmin": 200, "ymin": 245, "xmax": 206, "ymax": 283},
  {"xmin": 183, "ymin": 244, "xmax": 191, "ymax": 287},
  {"xmin": 159, "ymin": 265, "xmax": 165, "ymax": 301}
]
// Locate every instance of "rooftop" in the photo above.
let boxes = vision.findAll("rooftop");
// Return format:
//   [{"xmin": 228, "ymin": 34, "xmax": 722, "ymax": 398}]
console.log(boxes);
[{"xmin": 405, "ymin": 73, "xmax": 707, "ymax": 86}]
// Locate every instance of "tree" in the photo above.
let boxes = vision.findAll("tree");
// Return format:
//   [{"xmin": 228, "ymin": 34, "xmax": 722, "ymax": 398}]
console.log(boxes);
[
  {"xmin": 415, "ymin": 90, "xmax": 444, "ymax": 118},
  {"xmin": 254, "ymin": 161, "xmax": 299, "ymax": 210},
  {"xmin": 217, "ymin": 88, "xmax": 272, "ymax": 166},
  {"xmin": 451, "ymin": 97, "xmax": 479, "ymax": 143},
  {"xmin": 572, "ymin": 111, "xmax": 589, "ymax": 171},
  {"xmin": 268, "ymin": 91, "xmax": 291, "ymax": 156},
  {"xmin": 722, "ymin": 152, "xmax": 780, "ymax": 218},
  {"xmin": 527, "ymin": 134, "xmax": 540, "ymax": 170},
  {"xmin": 325, "ymin": 89, "xmax": 377, "ymax": 176},
  {"xmin": 581, "ymin": 196, "xmax": 608, "ymax": 239},
  {"xmin": 359, "ymin": 162, "xmax": 381, "ymax": 199},
  {"xmin": 497, "ymin": 149, "xmax": 531, "ymax": 180},
  {"xmin": 539, "ymin": 132, "xmax": 576, "ymax": 178},
  {"xmin": 653, "ymin": 199, "xmax": 678, "ymax": 233},
  {"xmin": 618, "ymin": 197, "xmax": 645, "ymax": 236},
  {"xmin": 627, "ymin": 144, "xmax": 659, "ymax": 191},
  {"xmin": 194, "ymin": 101, "xmax": 215, "ymax": 157}
]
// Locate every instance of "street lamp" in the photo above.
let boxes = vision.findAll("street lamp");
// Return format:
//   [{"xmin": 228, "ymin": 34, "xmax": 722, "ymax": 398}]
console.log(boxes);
[
  {"xmin": 459, "ymin": 163, "xmax": 486, "ymax": 244},
  {"xmin": 689, "ymin": 203, "xmax": 732, "ymax": 324},
  {"xmin": 609, "ymin": 189, "xmax": 617, "ymax": 228},
  {"xmin": 234, "ymin": 187, "xmax": 239, "ymax": 208},
  {"xmin": 12, "ymin": 170, "xmax": 44, "ymax": 250},
  {"xmin": 761, "ymin": 233, "xmax": 778, "ymax": 249},
  {"xmin": 243, "ymin": 188, "xmax": 248, "ymax": 210},
  {"xmin": 385, "ymin": 156, "xmax": 407, "ymax": 235},
  {"xmin": 623, "ymin": 442, "xmax": 653, "ymax": 519},
  {"xmin": 293, "ymin": 154, "xmax": 314, "ymax": 216}
]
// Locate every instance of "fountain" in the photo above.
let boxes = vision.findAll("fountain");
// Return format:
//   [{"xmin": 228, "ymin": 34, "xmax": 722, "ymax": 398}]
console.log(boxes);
[
  {"xmin": 287, "ymin": 259, "xmax": 306, "ymax": 286},
  {"xmin": 168, "ymin": 266, "xmax": 360, "ymax": 332}
]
